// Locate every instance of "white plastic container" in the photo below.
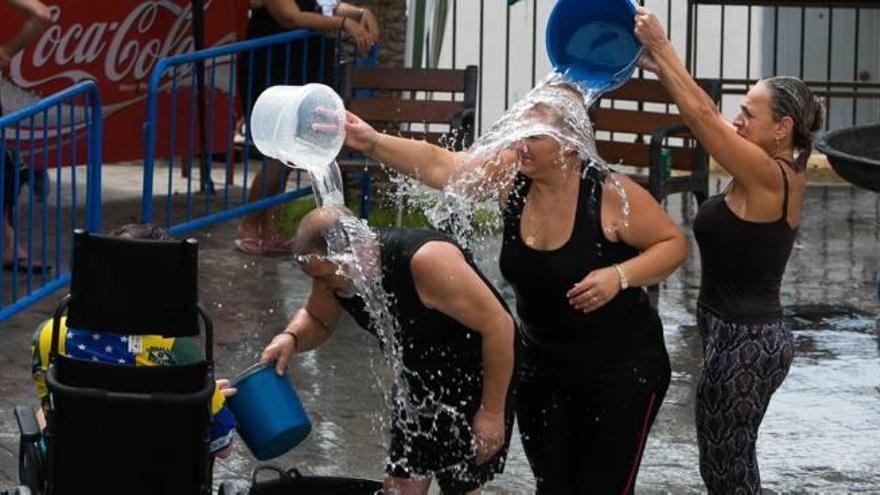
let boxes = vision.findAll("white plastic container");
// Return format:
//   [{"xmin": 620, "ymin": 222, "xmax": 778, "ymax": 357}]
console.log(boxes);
[{"xmin": 250, "ymin": 84, "xmax": 346, "ymax": 172}]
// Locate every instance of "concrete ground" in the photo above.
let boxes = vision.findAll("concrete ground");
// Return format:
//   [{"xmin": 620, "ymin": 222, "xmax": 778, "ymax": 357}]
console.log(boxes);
[{"xmin": 1, "ymin": 163, "xmax": 878, "ymax": 493}]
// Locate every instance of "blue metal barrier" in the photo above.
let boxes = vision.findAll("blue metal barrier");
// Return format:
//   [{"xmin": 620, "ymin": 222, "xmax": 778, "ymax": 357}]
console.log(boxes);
[
  {"xmin": 0, "ymin": 80, "xmax": 102, "ymax": 321},
  {"xmin": 141, "ymin": 29, "xmax": 336, "ymax": 235}
]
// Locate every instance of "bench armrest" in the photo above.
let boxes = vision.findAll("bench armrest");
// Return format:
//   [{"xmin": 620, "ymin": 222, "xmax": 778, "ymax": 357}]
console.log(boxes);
[
  {"xmin": 647, "ymin": 123, "xmax": 710, "ymax": 201},
  {"xmin": 451, "ymin": 107, "xmax": 476, "ymax": 150},
  {"xmin": 649, "ymin": 123, "xmax": 692, "ymax": 170}
]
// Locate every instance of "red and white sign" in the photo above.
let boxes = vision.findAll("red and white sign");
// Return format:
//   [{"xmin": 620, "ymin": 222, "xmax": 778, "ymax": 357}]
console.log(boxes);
[{"xmin": 1, "ymin": 0, "xmax": 248, "ymax": 163}]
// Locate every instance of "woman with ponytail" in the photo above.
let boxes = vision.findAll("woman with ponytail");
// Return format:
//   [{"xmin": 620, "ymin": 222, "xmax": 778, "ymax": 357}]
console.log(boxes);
[{"xmin": 634, "ymin": 7, "xmax": 825, "ymax": 494}]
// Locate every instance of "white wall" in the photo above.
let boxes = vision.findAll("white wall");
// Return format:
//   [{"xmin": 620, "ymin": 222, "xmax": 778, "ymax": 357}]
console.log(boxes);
[
  {"xmin": 411, "ymin": 0, "xmax": 878, "ymax": 134},
  {"xmin": 769, "ymin": 6, "xmax": 880, "ymax": 128}
]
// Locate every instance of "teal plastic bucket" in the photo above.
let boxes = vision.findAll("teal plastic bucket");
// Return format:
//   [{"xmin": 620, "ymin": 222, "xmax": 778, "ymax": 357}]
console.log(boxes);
[
  {"xmin": 546, "ymin": 0, "xmax": 642, "ymax": 92},
  {"xmin": 227, "ymin": 363, "xmax": 312, "ymax": 460}
]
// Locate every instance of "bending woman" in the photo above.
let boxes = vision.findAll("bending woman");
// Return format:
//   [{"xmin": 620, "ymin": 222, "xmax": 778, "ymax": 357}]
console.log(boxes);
[
  {"xmin": 635, "ymin": 7, "xmax": 825, "ymax": 493},
  {"xmin": 343, "ymin": 82, "xmax": 687, "ymax": 493}
]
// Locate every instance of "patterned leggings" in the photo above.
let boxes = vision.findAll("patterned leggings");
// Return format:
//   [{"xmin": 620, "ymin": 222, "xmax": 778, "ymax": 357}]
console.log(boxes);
[{"xmin": 695, "ymin": 306, "xmax": 794, "ymax": 495}]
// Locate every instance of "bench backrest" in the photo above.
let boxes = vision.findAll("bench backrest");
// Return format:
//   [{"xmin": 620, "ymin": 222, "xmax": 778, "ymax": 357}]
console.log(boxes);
[
  {"xmin": 339, "ymin": 63, "xmax": 479, "ymax": 151},
  {"xmin": 593, "ymin": 78, "xmax": 722, "ymax": 170}
]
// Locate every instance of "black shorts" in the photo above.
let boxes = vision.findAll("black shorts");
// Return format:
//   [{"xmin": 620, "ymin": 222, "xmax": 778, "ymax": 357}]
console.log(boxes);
[{"xmin": 386, "ymin": 380, "xmax": 515, "ymax": 493}]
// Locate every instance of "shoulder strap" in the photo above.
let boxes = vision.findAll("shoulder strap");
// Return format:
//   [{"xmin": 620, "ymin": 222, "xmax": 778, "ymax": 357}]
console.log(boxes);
[{"xmin": 774, "ymin": 158, "xmax": 792, "ymax": 219}]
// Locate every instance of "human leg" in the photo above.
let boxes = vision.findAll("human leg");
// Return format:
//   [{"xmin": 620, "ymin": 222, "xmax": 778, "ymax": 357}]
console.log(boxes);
[
  {"xmin": 383, "ymin": 475, "xmax": 432, "ymax": 495},
  {"xmin": 235, "ymin": 159, "xmax": 292, "ymax": 254},
  {"xmin": 695, "ymin": 308, "xmax": 794, "ymax": 494},
  {"xmin": 234, "ymin": 41, "xmax": 294, "ymax": 255},
  {"xmin": 2, "ymin": 203, "xmax": 41, "ymax": 272},
  {"xmin": 516, "ymin": 380, "xmax": 581, "ymax": 494},
  {"xmin": 576, "ymin": 357, "xmax": 671, "ymax": 494}
]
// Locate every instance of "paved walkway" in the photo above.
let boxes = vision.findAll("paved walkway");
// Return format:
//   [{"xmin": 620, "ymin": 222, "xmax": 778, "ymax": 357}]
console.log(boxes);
[{"xmin": 1, "ymin": 164, "xmax": 878, "ymax": 493}]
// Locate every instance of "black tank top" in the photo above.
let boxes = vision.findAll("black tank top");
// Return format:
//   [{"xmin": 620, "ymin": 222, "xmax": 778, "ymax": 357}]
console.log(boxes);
[
  {"xmin": 499, "ymin": 166, "xmax": 665, "ymax": 382},
  {"xmin": 248, "ymin": 0, "xmax": 318, "ymax": 38},
  {"xmin": 693, "ymin": 160, "xmax": 797, "ymax": 323},
  {"xmin": 335, "ymin": 229, "xmax": 511, "ymax": 400}
]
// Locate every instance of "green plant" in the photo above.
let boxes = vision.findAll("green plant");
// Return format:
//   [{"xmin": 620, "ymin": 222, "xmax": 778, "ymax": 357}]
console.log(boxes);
[{"xmin": 276, "ymin": 194, "xmax": 433, "ymax": 234}]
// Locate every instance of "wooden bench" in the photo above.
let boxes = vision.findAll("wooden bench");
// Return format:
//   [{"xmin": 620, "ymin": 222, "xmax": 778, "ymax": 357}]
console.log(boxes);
[
  {"xmin": 594, "ymin": 78, "xmax": 722, "ymax": 206},
  {"xmin": 337, "ymin": 62, "xmax": 479, "ymax": 217}
]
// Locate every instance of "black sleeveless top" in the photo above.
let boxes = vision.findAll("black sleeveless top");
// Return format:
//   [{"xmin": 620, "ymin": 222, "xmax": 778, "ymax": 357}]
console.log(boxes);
[
  {"xmin": 335, "ymin": 228, "xmax": 510, "ymax": 402},
  {"xmin": 693, "ymin": 160, "xmax": 798, "ymax": 323},
  {"xmin": 248, "ymin": 0, "xmax": 318, "ymax": 38},
  {"xmin": 239, "ymin": 0, "xmax": 334, "ymax": 111},
  {"xmin": 499, "ymin": 166, "xmax": 665, "ymax": 382}
]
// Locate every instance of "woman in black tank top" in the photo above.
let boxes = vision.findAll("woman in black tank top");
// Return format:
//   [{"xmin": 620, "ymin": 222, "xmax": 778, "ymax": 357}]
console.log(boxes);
[
  {"xmin": 260, "ymin": 207, "xmax": 516, "ymax": 494},
  {"xmin": 235, "ymin": 0, "xmax": 377, "ymax": 256},
  {"xmin": 341, "ymin": 82, "xmax": 689, "ymax": 492},
  {"xmin": 636, "ymin": 8, "xmax": 826, "ymax": 493}
]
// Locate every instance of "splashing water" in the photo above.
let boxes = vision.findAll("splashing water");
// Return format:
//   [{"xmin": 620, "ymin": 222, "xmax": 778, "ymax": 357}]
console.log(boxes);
[
  {"xmin": 304, "ymin": 160, "xmax": 345, "ymax": 207},
  {"xmin": 387, "ymin": 71, "xmax": 632, "ymax": 251},
  {"xmin": 300, "ymin": 70, "xmax": 638, "ymax": 476}
]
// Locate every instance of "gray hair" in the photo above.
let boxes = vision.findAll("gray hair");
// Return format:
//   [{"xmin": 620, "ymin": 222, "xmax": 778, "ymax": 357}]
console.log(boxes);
[
  {"xmin": 291, "ymin": 206, "xmax": 354, "ymax": 257},
  {"xmin": 764, "ymin": 76, "xmax": 826, "ymax": 171},
  {"xmin": 110, "ymin": 223, "xmax": 174, "ymax": 240}
]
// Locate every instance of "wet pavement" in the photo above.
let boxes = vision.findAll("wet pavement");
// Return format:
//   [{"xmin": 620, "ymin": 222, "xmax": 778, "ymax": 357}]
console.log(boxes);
[{"xmin": 0, "ymin": 167, "xmax": 878, "ymax": 493}]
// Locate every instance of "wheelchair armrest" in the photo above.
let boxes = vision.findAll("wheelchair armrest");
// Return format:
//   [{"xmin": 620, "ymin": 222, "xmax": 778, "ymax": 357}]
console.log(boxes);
[{"xmin": 14, "ymin": 406, "xmax": 41, "ymax": 442}]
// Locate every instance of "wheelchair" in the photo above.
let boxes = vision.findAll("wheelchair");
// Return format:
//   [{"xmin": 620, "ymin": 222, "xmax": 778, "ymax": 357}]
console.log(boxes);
[
  {"xmin": 14, "ymin": 229, "xmax": 216, "ymax": 494},
  {"xmin": 12, "ymin": 229, "xmax": 383, "ymax": 494}
]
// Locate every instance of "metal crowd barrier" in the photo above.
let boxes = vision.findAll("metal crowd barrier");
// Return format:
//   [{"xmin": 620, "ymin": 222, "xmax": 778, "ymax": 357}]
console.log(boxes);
[
  {"xmin": 140, "ymin": 29, "xmax": 334, "ymax": 235},
  {"xmin": 0, "ymin": 80, "xmax": 102, "ymax": 321}
]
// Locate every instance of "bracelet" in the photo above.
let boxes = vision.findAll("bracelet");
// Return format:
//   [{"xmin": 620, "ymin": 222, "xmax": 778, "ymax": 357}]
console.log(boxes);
[
  {"xmin": 281, "ymin": 330, "xmax": 299, "ymax": 352},
  {"xmin": 613, "ymin": 263, "xmax": 629, "ymax": 290}
]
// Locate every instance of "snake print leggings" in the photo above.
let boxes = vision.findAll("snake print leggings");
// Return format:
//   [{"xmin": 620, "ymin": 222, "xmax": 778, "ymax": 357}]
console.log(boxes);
[{"xmin": 695, "ymin": 305, "xmax": 794, "ymax": 494}]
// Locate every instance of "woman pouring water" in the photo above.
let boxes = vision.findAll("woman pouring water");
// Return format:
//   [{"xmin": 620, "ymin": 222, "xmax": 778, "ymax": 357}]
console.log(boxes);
[
  {"xmin": 634, "ymin": 7, "xmax": 825, "ymax": 494},
  {"xmin": 342, "ymin": 80, "xmax": 687, "ymax": 492}
]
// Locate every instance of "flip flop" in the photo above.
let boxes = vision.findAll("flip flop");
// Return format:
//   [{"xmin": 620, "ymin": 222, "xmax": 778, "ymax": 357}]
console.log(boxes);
[
  {"xmin": 233, "ymin": 238, "xmax": 266, "ymax": 256},
  {"xmin": 2, "ymin": 258, "xmax": 50, "ymax": 274}
]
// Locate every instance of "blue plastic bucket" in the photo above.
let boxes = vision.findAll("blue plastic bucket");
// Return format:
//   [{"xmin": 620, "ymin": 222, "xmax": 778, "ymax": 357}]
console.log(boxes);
[
  {"xmin": 546, "ymin": 0, "xmax": 642, "ymax": 92},
  {"xmin": 226, "ymin": 362, "xmax": 312, "ymax": 460}
]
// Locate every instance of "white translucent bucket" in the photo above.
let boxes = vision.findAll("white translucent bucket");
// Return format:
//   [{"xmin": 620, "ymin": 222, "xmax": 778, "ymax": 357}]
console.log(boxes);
[{"xmin": 250, "ymin": 84, "xmax": 346, "ymax": 171}]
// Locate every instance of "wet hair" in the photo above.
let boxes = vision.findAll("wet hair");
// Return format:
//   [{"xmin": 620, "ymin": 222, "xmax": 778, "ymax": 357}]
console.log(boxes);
[
  {"xmin": 528, "ymin": 83, "xmax": 589, "ymax": 136},
  {"xmin": 522, "ymin": 81, "xmax": 600, "ymax": 161},
  {"xmin": 763, "ymin": 76, "xmax": 826, "ymax": 171},
  {"xmin": 110, "ymin": 223, "xmax": 174, "ymax": 240},
  {"xmin": 291, "ymin": 206, "xmax": 353, "ymax": 257}
]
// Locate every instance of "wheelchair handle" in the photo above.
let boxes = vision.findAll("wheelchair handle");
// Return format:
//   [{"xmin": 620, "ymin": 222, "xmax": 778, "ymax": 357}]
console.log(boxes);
[{"xmin": 46, "ymin": 365, "xmax": 215, "ymax": 405}]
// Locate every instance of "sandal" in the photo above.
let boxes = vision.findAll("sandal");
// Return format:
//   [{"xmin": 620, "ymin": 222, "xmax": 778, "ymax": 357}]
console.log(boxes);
[{"xmin": 233, "ymin": 238, "xmax": 266, "ymax": 256}]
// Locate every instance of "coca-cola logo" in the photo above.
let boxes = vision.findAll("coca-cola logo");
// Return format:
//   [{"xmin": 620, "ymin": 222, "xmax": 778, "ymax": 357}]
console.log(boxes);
[{"xmin": 8, "ymin": 0, "xmax": 236, "ymax": 100}]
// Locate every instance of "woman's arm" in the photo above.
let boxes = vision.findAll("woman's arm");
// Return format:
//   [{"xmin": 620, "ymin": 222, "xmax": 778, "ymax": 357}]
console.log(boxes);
[
  {"xmin": 0, "ymin": 0, "xmax": 51, "ymax": 73},
  {"xmin": 335, "ymin": 2, "xmax": 379, "ymax": 43},
  {"xmin": 260, "ymin": 280, "xmax": 342, "ymax": 375},
  {"xmin": 263, "ymin": 0, "xmax": 374, "ymax": 51},
  {"xmin": 345, "ymin": 111, "xmax": 515, "ymax": 191},
  {"xmin": 608, "ymin": 174, "xmax": 687, "ymax": 285},
  {"xmin": 567, "ymin": 174, "xmax": 686, "ymax": 312},
  {"xmin": 634, "ymin": 7, "xmax": 780, "ymax": 192},
  {"xmin": 410, "ymin": 241, "xmax": 514, "ymax": 465}
]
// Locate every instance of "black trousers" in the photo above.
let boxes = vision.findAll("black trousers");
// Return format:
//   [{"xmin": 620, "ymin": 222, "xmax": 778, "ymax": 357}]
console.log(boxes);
[{"xmin": 516, "ymin": 357, "xmax": 670, "ymax": 494}]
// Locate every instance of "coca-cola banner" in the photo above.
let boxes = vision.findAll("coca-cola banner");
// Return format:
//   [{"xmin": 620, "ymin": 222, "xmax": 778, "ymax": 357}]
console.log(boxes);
[{"xmin": 0, "ymin": 0, "xmax": 248, "ymax": 163}]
